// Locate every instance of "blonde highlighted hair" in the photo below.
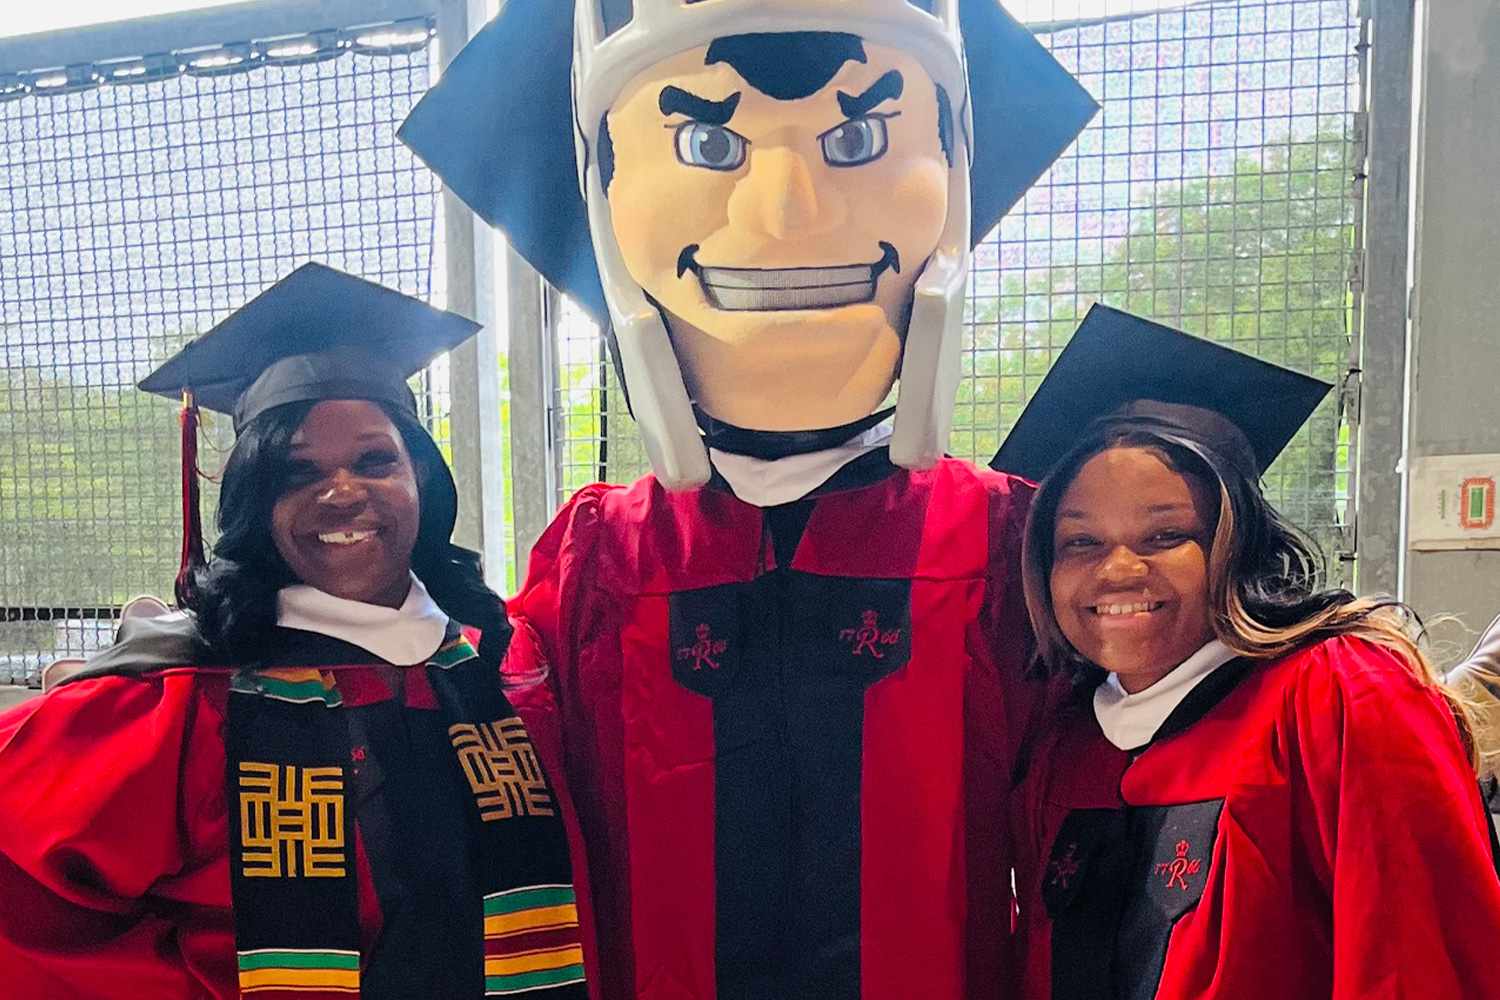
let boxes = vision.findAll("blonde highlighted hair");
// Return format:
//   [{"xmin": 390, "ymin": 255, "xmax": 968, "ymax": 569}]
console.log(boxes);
[{"xmin": 1021, "ymin": 423, "xmax": 1478, "ymax": 768}]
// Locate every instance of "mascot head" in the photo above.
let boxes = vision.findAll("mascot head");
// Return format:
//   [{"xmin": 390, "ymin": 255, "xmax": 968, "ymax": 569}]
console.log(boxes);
[{"xmin": 402, "ymin": 0, "xmax": 1096, "ymax": 489}]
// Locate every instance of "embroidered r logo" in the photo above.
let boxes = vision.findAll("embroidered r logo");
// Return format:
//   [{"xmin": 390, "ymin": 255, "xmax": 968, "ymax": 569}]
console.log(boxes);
[
  {"xmin": 676, "ymin": 623, "xmax": 729, "ymax": 671},
  {"xmin": 1153, "ymin": 838, "xmax": 1203, "ymax": 891},
  {"xmin": 838, "ymin": 609, "xmax": 904, "ymax": 660},
  {"xmin": 1047, "ymin": 841, "xmax": 1081, "ymax": 890}
]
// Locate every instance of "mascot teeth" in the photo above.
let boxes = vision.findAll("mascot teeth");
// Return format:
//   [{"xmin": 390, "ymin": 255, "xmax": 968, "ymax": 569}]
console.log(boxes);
[{"xmin": 699, "ymin": 263, "xmax": 878, "ymax": 311}]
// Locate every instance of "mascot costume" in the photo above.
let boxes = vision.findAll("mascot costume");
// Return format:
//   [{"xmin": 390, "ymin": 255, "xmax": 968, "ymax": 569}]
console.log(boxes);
[{"xmin": 401, "ymin": 2, "xmax": 1094, "ymax": 997}]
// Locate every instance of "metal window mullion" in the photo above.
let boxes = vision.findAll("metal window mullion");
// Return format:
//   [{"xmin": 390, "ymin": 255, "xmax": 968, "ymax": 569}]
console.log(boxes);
[
  {"xmin": 1341, "ymin": 7, "xmax": 1371, "ymax": 571},
  {"xmin": 507, "ymin": 248, "xmax": 555, "ymax": 575},
  {"xmin": 1354, "ymin": 0, "xmax": 1415, "ymax": 598},
  {"xmin": 437, "ymin": 0, "xmax": 506, "ymax": 587}
]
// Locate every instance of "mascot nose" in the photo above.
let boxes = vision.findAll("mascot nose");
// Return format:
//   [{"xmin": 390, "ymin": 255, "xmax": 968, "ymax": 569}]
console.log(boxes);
[{"xmin": 729, "ymin": 147, "xmax": 844, "ymax": 240}]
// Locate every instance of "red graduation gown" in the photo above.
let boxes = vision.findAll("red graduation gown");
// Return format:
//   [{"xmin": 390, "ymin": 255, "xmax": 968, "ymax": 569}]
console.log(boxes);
[
  {"xmin": 0, "ymin": 669, "xmax": 243, "ymax": 998},
  {"xmin": 1012, "ymin": 635, "xmax": 1500, "ymax": 1000},
  {"xmin": 0, "ymin": 630, "xmax": 583, "ymax": 1000},
  {"xmin": 505, "ymin": 454, "xmax": 1040, "ymax": 1000}
]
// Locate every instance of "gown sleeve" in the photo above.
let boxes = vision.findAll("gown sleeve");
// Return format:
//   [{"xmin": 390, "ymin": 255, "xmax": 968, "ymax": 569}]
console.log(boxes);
[
  {"xmin": 507, "ymin": 484, "xmax": 611, "ymax": 682},
  {"xmin": 1291, "ymin": 636, "xmax": 1500, "ymax": 999},
  {"xmin": 0, "ymin": 670, "xmax": 227, "ymax": 998}
]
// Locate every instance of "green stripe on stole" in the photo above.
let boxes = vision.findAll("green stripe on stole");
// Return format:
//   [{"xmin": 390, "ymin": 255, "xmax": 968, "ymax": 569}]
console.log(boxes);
[
  {"xmin": 238, "ymin": 950, "xmax": 361, "ymax": 971},
  {"xmin": 483, "ymin": 884, "xmax": 577, "ymax": 915},
  {"xmin": 486, "ymin": 964, "xmax": 588, "ymax": 995}
]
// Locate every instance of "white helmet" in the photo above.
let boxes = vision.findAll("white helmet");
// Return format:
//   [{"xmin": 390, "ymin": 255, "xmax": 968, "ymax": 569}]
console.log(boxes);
[
  {"xmin": 571, "ymin": 0, "xmax": 974, "ymax": 489},
  {"xmin": 399, "ymin": 0, "xmax": 1095, "ymax": 491}
]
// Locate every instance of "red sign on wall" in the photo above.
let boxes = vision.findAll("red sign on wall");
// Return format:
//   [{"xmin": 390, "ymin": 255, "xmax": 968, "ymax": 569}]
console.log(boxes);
[{"xmin": 1459, "ymin": 477, "xmax": 1497, "ymax": 531}]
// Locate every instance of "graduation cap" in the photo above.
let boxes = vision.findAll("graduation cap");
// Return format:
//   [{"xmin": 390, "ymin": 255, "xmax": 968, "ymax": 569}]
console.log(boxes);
[
  {"xmin": 139, "ymin": 262, "xmax": 480, "ymax": 603},
  {"xmin": 140, "ymin": 262, "xmax": 479, "ymax": 428},
  {"xmin": 397, "ymin": 0, "xmax": 1098, "ymax": 325},
  {"xmin": 990, "ymin": 304, "xmax": 1334, "ymax": 483}
]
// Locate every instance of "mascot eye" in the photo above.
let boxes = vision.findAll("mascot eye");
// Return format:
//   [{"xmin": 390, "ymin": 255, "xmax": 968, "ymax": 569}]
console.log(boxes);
[
  {"xmin": 821, "ymin": 116, "xmax": 891, "ymax": 167},
  {"xmin": 674, "ymin": 122, "xmax": 748, "ymax": 171}
]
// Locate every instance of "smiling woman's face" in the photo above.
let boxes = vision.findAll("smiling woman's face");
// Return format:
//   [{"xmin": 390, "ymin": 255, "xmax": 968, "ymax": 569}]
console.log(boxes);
[
  {"xmin": 270, "ymin": 400, "xmax": 420, "ymax": 608},
  {"xmin": 604, "ymin": 39, "xmax": 949, "ymax": 430},
  {"xmin": 1048, "ymin": 446, "xmax": 1219, "ymax": 692}
]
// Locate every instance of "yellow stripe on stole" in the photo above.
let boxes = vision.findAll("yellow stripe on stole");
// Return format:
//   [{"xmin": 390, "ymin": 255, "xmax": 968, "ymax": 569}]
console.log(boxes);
[
  {"xmin": 238, "ymin": 967, "xmax": 361, "ymax": 991},
  {"xmin": 484, "ymin": 945, "xmax": 586, "ymax": 977},
  {"xmin": 483, "ymin": 902, "xmax": 580, "ymax": 937},
  {"xmin": 257, "ymin": 667, "xmax": 334, "ymax": 688}
]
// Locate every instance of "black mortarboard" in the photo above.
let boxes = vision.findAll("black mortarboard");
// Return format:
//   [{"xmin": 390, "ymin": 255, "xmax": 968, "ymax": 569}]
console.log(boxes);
[
  {"xmin": 396, "ymin": 0, "xmax": 1098, "ymax": 325},
  {"xmin": 138, "ymin": 262, "xmax": 480, "ymax": 604},
  {"xmin": 990, "ymin": 304, "xmax": 1334, "ymax": 483},
  {"xmin": 139, "ymin": 262, "xmax": 480, "ymax": 431}
]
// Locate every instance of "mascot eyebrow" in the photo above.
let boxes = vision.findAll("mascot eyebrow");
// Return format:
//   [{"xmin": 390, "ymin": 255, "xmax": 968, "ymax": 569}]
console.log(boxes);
[
  {"xmin": 838, "ymin": 70, "xmax": 904, "ymax": 118},
  {"xmin": 657, "ymin": 70, "xmax": 900, "ymax": 126},
  {"xmin": 658, "ymin": 86, "xmax": 743, "ymax": 125}
]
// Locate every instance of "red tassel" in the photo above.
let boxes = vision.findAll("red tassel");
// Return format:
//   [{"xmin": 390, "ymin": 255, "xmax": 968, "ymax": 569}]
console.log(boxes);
[{"xmin": 175, "ymin": 391, "xmax": 206, "ymax": 608}]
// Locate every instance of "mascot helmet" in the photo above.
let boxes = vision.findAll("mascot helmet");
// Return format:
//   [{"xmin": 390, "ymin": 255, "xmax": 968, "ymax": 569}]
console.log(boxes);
[
  {"xmin": 398, "ymin": 0, "xmax": 1097, "ymax": 490},
  {"xmin": 572, "ymin": 0, "xmax": 973, "ymax": 488}
]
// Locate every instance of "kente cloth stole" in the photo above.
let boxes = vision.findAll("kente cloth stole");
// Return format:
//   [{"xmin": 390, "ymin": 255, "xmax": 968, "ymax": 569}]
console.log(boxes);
[{"xmin": 225, "ymin": 633, "xmax": 587, "ymax": 999}]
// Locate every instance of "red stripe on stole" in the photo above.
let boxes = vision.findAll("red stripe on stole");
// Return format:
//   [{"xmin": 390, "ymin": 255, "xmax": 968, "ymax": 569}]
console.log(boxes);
[
  {"xmin": 323, "ymin": 666, "xmax": 392, "ymax": 708},
  {"xmin": 485, "ymin": 924, "xmax": 581, "ymax": 958},
  {"xmin": 621, "ymin": 596, "xmax": 717, "ymax": 999},
  {"xmin": 244, "ymin": 990, "xmax": 358, "ymax": 1000},
  {"xmin": 400, "ymin": 662, "xmax": 441, "ymax": 709}
]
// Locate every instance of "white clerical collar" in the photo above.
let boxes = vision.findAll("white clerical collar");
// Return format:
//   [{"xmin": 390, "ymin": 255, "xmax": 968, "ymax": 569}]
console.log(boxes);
[
  {"xmin": 276, "ymin": 572, "xmax": 450, "ymax": 666},
  {"xmin": 1093, "ymin": 639, "xmax": 1238, "ymax": 751},
  {"xmin": 710, "ymin": 420, "xmax": 893, "ymax": 508}
]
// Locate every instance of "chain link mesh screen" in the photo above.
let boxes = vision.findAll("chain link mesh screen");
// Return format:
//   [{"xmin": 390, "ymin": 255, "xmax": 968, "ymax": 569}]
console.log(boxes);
[
  {"xmin": 1, "ymin": 21, "xmax": 439, "ymax": 685},
  {"xmin": 552, "ymin": 0, "xmax": 1360, "ymax": 582},
  {"xmin": 0, "ymin": 0, "xmax": 1367, "ymax": 685}
]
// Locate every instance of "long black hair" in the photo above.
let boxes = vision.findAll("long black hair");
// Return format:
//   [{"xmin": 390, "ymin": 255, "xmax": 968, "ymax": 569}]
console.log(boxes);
[{"xmin": 186, "ymin": 399, "xmax": 508, "ymax": 664}]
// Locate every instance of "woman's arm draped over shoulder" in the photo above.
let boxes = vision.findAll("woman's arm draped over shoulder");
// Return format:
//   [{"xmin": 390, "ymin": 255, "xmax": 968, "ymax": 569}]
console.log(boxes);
[
  {"xmin": 0, "ymin": 672, "xmax": 226, "ymax": 998},
  {"xmin": 1293, "ymin": 636, "xmax": 1500, "ymax": 999}
]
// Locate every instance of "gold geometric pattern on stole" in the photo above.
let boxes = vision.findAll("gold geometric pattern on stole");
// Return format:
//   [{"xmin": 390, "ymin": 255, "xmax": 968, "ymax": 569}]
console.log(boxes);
[
  {"xmin": 448, "ymin": 718, "xmax": 555, "ymax": 822},
  {"xmin": 238, "ymin": 762, "xmax": 348, "ymax": 878}
]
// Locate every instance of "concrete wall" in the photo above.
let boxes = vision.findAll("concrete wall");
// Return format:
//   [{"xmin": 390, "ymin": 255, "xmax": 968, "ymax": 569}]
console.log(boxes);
[{"xmin": 1407, "ymin": 0, "xmax": 1500, "ymax": 665}]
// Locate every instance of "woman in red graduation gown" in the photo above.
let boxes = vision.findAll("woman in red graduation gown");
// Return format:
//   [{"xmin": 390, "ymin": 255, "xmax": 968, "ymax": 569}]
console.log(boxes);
[
  {"xmin": 0, "ymin": 265, "xmax": 587, "ymax": 1000},
  {"xmin": 1000, "ymin": 307, "xmax": 1500, "ymax": 1000}
]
